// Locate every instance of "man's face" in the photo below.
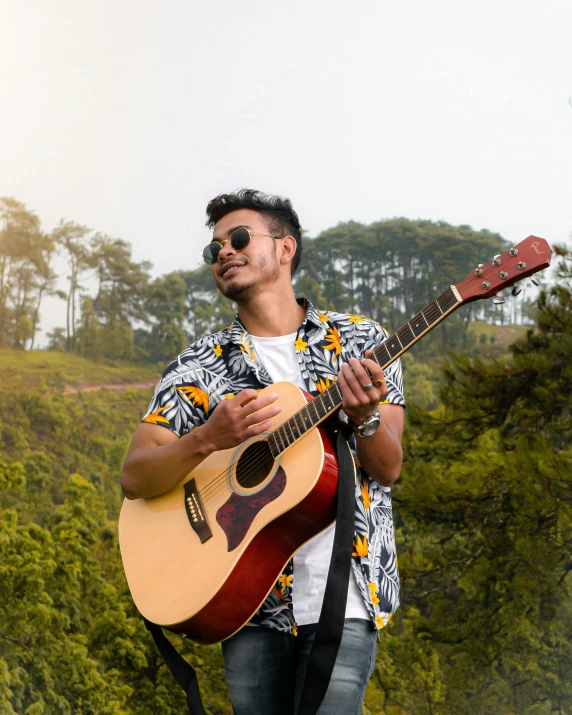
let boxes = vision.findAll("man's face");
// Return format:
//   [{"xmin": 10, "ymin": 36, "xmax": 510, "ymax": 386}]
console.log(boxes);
[{"xmin": 210, "ymin": 209, "xmax": 281, "ymax": 303}]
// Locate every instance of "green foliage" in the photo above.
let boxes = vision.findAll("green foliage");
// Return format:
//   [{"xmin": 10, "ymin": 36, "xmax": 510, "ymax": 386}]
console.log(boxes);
[
  {"xmin": 0, "ymin": 383, "xmax": 232, "ymax": 714},
  {"xmin": 370, "ymin": 245, "xmax": 572, "ymax": 713}
]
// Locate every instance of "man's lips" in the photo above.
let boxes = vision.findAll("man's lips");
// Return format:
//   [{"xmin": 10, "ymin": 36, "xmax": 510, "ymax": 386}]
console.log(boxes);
[{"xmin": 219, "ymin": 261, "xmax": 246, "ymax": 278}]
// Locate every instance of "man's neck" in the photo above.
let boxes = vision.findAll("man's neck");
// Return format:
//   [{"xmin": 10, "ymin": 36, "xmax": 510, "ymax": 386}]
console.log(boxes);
[{"xmin": 237, "ymin": 288, "xmax": 306, "ymax": 338}]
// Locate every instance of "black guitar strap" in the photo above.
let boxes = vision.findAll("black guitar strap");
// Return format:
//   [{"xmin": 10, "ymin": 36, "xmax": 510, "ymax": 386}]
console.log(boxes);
[{"xmin": 143, "ymin": 424, "xmax": 356, "ymax": 715}]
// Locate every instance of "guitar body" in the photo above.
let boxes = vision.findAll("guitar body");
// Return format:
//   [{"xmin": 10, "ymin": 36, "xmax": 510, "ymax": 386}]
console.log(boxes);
[{"xmin": 119, "ymin": 381, "xmax": 339, "ymax": 644}]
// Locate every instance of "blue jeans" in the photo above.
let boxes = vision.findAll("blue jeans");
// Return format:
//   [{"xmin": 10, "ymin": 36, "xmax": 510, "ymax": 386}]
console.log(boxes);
[{"xmin": 221, "ymin": 619, "xmax": 377, "ymax": 715}]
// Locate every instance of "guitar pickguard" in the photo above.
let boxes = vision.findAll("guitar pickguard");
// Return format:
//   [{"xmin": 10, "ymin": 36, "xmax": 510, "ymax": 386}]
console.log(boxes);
[{"xmin": 216, "ymin": 467, "xmax": 287, "ymax": 552}]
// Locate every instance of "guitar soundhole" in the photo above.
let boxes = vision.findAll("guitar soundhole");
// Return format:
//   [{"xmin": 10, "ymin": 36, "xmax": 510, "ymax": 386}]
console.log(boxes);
[{"xmin": 236, "ymin": 441, "xmax": 275, "ymax": 489}]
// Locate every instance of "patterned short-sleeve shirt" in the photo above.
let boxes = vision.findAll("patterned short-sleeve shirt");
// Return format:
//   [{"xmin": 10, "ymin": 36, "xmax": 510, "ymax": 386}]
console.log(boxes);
[{"xmin": 143, "ymin": 298, "xmax": 406, "ymax": 633}]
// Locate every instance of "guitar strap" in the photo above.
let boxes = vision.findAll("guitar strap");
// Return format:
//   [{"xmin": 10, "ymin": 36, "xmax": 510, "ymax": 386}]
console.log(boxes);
[
  {"xmin": 296, "ymin": 424, "xmax": 356, "ymax": 715},
  {"xmin": 143, "ymin": 423, "xmax": 356, "ymax": 715}
]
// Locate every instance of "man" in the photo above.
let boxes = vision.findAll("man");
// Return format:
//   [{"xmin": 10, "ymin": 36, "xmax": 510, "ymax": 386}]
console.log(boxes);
[{"xmin": 121, "ymin": 189, "xmax": 405, "ymax": 714}]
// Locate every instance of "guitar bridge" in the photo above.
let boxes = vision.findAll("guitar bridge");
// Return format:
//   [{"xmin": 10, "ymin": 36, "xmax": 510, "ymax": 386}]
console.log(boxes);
[{"xmin": 184, "ymin": 479, "xmax": 212, "ymax": 543}]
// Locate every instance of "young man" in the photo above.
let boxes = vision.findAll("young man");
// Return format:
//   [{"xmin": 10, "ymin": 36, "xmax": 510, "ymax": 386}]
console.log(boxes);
[{"xmin": 121, "ymin": 190, "xmax": 405, "ymax": 715}]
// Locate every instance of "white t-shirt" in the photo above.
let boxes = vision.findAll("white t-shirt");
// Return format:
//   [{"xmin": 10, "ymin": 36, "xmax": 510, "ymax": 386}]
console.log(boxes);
[{"xmin": 250, "ymin": 332, "xmax": 370, "ymax": 626}]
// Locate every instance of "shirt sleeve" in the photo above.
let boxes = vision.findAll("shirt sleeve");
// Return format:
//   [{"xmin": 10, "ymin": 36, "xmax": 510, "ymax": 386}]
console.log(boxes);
[
  {"xmin": 141, "ymin": 357, "xmax": 210, "ymax": 437},
  {"xmin": 364, "ymin": 322, "xmax": 406, "ymax": 408}
]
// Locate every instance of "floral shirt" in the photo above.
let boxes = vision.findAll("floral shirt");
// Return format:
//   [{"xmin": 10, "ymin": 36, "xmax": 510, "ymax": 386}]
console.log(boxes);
[{"xmin": 142, "ymin": 298, "xmax": 406, "ymax": 633}]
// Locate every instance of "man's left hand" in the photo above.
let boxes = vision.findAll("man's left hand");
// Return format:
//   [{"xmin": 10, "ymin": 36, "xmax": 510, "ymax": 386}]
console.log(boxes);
[{"xmin": 337, "ymin": 350, "xmax": 388, "ymax": 427}]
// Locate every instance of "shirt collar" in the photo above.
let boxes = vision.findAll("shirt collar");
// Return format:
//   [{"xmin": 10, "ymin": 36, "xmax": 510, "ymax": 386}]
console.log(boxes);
[{"xmin": 227, "ymin": 297, "xmax": 324, "ymax": 344}]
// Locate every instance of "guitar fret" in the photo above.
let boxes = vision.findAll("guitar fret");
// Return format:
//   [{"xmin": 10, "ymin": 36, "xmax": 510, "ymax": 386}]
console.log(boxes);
[
  {"xmin": 326, "ymin": 388, "xmax": 336, "ymax": 409},
  {"xmin": 397, "ymin": 322, "xmax": 415, "ymax": 346},
  {"xmin": 410, "ymin": 311, "xmax": 429, "ymax": 336},
  {"xmin": 269, "ymin": 433, "xmax": 279, "ymax": 458}
]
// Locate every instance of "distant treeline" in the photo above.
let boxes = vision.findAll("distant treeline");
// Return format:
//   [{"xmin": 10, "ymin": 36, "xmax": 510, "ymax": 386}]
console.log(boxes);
[{"xmin": 0, "ymin": 197, "xmax": 534, "ymax": 363}]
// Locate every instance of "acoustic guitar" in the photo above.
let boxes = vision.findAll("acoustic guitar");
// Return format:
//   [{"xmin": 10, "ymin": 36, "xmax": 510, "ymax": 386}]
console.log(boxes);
[{"xmin": 119, "ymin": 236, "xmax": 552, "ymax": 644}]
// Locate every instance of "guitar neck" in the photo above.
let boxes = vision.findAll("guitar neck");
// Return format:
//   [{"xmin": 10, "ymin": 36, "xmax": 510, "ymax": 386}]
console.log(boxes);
[{"xmin": 268, "ymin": 285, "xmax": 463, "ymax": 457}]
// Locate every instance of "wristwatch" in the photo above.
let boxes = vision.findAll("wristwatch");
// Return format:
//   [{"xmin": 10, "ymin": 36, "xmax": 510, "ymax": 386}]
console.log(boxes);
[
  {"xmin": 339, "ymin": 409, "xmax": 382, "ymax": 438},
  {"xmin": 353, "ymin": 411, "xmax": 382, "ymax": 438}
]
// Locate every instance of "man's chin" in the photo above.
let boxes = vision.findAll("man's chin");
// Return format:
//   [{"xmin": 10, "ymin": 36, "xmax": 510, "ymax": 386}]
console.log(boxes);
[{"xmin": 219, "ymin": 278, "xmax": 256, "ymax": 303}]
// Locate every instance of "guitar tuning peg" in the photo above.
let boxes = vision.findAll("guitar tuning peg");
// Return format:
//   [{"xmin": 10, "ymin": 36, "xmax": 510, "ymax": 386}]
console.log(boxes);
[
  {"xmin": 530, "ymin": 277, "xmax": 539, "ymax": 287},
  {"xmin": 511, "ymin": 285, "xmax": 522, "ymax": 297},
  {"xmin": 493, "ymin": 294, "xmax": 506, "ymax": 305}
]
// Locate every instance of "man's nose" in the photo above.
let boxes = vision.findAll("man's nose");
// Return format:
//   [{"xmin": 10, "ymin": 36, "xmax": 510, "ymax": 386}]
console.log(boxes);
[{"xmin": 218, "ymin": 239, "xmax": 237, "ymax": 261}]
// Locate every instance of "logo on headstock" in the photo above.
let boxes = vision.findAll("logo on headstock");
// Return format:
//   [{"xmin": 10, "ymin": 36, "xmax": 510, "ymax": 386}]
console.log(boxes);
[{"xmin": 530, "ymin": 241, "xmax": 545, "ymax": 254}]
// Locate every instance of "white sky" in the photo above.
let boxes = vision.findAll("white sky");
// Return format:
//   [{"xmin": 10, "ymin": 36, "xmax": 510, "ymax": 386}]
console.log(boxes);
[{"xmin": 1, "ymin": 0, "xmax": 571, "ymax": 343}]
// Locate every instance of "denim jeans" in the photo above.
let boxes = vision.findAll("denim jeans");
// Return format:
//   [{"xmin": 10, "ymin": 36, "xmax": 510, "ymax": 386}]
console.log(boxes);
[{"xmin": 221, "ymin": 618, "xmax": 377, "ymax": 715}]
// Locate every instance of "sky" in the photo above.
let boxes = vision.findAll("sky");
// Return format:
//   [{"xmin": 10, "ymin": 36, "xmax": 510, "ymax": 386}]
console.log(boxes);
[{"xmin": 1, "ymin": 0, "xmax": 571, "ymax": 344}]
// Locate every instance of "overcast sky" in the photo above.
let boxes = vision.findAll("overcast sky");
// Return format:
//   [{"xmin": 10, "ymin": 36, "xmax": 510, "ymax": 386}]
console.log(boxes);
[{"xmin": 1, "ymin": 0, "xmax": 571, "ymax": 343}]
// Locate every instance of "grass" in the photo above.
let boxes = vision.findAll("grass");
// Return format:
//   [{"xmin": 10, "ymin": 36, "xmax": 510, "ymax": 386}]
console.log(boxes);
[{"xmin": 0, "ymin": 348, "xmax": 162, "ymax": 393}]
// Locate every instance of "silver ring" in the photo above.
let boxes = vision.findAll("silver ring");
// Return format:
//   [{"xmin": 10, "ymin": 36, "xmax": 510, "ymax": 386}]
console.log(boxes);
[{"xmin": 362, "ymin": 382, "xmax": 375, "ymax": 392}]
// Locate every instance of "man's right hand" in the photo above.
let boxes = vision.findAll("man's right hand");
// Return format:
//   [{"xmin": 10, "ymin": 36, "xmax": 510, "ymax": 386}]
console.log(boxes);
[
  {"xmin": 196, "ymin": 389, "xmax": 281, "ymax": 454},
  {"xmin": 120, "ymin": 388, "xmax": 281, "ymax": 500}
]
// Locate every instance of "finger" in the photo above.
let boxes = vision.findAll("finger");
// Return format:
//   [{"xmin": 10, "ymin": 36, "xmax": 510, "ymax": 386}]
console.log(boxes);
[
  {"xmin": 239, "ymin": 391, "xmax": 280, "ymax": 417},
  {"xmin": 235, "ymin": 388, "xmax": 262, "ymax": 408},
  {"xmin": 346, "ymin": 358, "xmax": 375, "ymax": 393},
  {"xmin": 340, "ymin": 362, "xmax": 368, "ymax": 404},
  {"xmin": 337, "ymin": 366, "xmax": 359, "ymax": 407},
  {"xmin": 361, "ymin": 359, "xmax": 388, "ymax": 397},
  {"xmin": 244, "ymin": 403, "xmax": 282, "ymax": 427},
  {"xmin": 360, "ymin": 358, "xmax": 385, "ymax": 381},
  {"xmin": 248, "ymin": 419, "xmax": 275, "ymax": 435}
]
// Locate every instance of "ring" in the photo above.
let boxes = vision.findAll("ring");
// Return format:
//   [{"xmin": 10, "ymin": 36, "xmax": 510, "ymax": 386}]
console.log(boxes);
[
  {"xmin": 362, "ymin": 383, "xmax": 375, "ymax": 391},
  {"xmin": 373, "ymin": 378, "xmax": 385, "ymax": 388}
]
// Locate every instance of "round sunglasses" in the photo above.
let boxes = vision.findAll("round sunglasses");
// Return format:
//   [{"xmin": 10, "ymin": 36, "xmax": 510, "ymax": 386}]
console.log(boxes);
[{"xmin": 202, "ymin": 226, "xmax": 284, "ymax": 265}]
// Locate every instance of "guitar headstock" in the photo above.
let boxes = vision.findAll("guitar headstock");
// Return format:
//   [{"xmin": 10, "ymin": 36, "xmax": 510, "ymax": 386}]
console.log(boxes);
[{"xmin": 455, "ymin": 236, "xmax": 552, "ymax": 304}]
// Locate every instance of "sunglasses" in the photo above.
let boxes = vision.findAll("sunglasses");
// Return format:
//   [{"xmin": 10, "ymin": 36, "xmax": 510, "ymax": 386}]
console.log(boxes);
[{"xmin": 202, "ymin": 226, "xmax": 284, "ymax": 265}]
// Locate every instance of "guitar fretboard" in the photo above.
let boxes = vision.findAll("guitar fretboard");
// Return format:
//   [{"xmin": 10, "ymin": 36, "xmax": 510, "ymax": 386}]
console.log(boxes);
[{"xmin": 268, "ymin": 286, "xmax": 460, "ymax": 458}]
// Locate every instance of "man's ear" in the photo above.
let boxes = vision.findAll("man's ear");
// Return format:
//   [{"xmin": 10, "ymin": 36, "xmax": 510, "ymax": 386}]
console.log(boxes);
[{"xmin": 279, "ymin": 235, "xmax": 297, "ymax": 266}]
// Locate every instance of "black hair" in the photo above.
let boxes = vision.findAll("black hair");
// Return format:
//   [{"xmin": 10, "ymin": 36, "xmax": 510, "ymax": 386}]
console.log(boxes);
[{"xmin": 205, "ymin": 189, "xmax": 303, "ymax": 275}]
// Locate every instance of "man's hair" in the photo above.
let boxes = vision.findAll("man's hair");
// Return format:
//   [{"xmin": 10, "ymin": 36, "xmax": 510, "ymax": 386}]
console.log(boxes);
[{"xmin": 205, "ymin": 189, "xmax": 303, "ymax": 275}]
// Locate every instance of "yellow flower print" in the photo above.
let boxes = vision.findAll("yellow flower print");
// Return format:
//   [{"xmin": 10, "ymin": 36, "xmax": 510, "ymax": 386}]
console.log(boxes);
[
  {"xmin": 292, "ymin": 621, "xmax": 298, "ymax": 636},
  {"xmin": 294, "ymin": 336, "xmax": 308, "ymax": 352},
  {"xmin": 368, "ymin": 581, "xmax": 380, "ymax": 606},
  {"xmin": 375, "ymin": 614, "xmax": 385, "ymax": 629},
  {"xmin": 323, "ymin": 327, "xmax": 342, "ymax": 358},
  {"xmin": 238, "ymin": 333, "xmax": 256, "ymax": 361},
  {"xmin": 143, "ymin": 405, "xmax": 172, "ymax": 425},
  {"xmin": 278, "ymin": 574, "xmax": 293, "ymax": 590},
  {"xmin": 224, "ymin": 393, "xmax": 235, "ymax": 400},
  {"xmin": 175, "ymin": 386, "xmax": 209, "ymax": 412},
  {"xmin": 347, "ymin": 314, "xmax": 363, "ymax": 323},
  {"xmin": 212, "ymin": 344, "xmax": 223, "ymax": 357},
  {"xmin": 352, "ymin": 534, "xmax": 368, "ymax": 558},
  {"xmin": 317, "ymin": 311, "xmax": 329, "ymax": 322},
  {"xmin": 315, "ymin": 375, "xmax": 336, "ymax": 393},
  {"xmin": 360, "ymin": 479, "xmax": 370, "ymax": 514}
]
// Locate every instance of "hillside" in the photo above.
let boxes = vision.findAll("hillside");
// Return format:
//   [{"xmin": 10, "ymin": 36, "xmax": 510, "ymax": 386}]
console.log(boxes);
[
  {"xmin": 0, "ymin": 348, "xmax": 162, "ymax": 393},
  {"xmin": 2, "ymin": 289, "xmax": 569, "ymax": 715}
]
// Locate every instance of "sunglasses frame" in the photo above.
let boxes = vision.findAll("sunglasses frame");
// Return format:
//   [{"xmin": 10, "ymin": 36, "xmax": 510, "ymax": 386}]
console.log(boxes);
[{"xmin": 203, "ymin": 226, "xmax": 284, "ymax": 265}]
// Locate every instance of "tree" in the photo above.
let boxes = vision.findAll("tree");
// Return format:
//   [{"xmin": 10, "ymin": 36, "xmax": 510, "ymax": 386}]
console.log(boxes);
[
  {"xmin": 0, "ymin": 197, "xmax": 50, "ymax": 350},
  {"xmin": 52, "ymin": 220, "xmax": 92, "ymax": 352}
]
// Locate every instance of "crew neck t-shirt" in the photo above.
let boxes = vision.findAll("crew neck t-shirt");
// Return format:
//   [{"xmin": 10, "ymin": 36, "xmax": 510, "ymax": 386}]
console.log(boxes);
[{"xmin": 250, "ymin": 332, "xmax": 370, "ymax": 626}]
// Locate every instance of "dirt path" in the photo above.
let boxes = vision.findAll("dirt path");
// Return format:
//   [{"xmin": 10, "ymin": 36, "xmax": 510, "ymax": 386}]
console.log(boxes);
[{"xmin": 62, "ymin": 381, "xmax": 156, "ymax": 396}]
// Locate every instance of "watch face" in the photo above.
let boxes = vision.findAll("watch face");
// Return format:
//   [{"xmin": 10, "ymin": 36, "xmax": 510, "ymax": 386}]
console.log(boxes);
[{"xmin": 358, "ymin": 414, "xmax": 381, "ymax": 437}]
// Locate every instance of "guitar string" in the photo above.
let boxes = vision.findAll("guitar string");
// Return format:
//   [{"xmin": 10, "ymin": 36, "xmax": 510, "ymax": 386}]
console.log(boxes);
[{"xmin": 193, "ymin": 267, "xmax": 527, "ymax": 508}]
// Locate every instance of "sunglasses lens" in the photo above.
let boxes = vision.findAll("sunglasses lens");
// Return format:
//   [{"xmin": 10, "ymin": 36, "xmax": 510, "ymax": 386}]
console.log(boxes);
[
  {"xmin": 203, "ymin": 242, "xmax": 222, "ymax": 264},
  {"xmin": 230, "ymin": 227, "xmax": 251, "ymax": 251}
]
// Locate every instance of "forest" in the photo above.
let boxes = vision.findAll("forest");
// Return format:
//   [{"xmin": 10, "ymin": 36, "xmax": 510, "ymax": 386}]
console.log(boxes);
[{"xmin": 1, "ymin": 197, "xmax": 571, "ymax": 714}]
